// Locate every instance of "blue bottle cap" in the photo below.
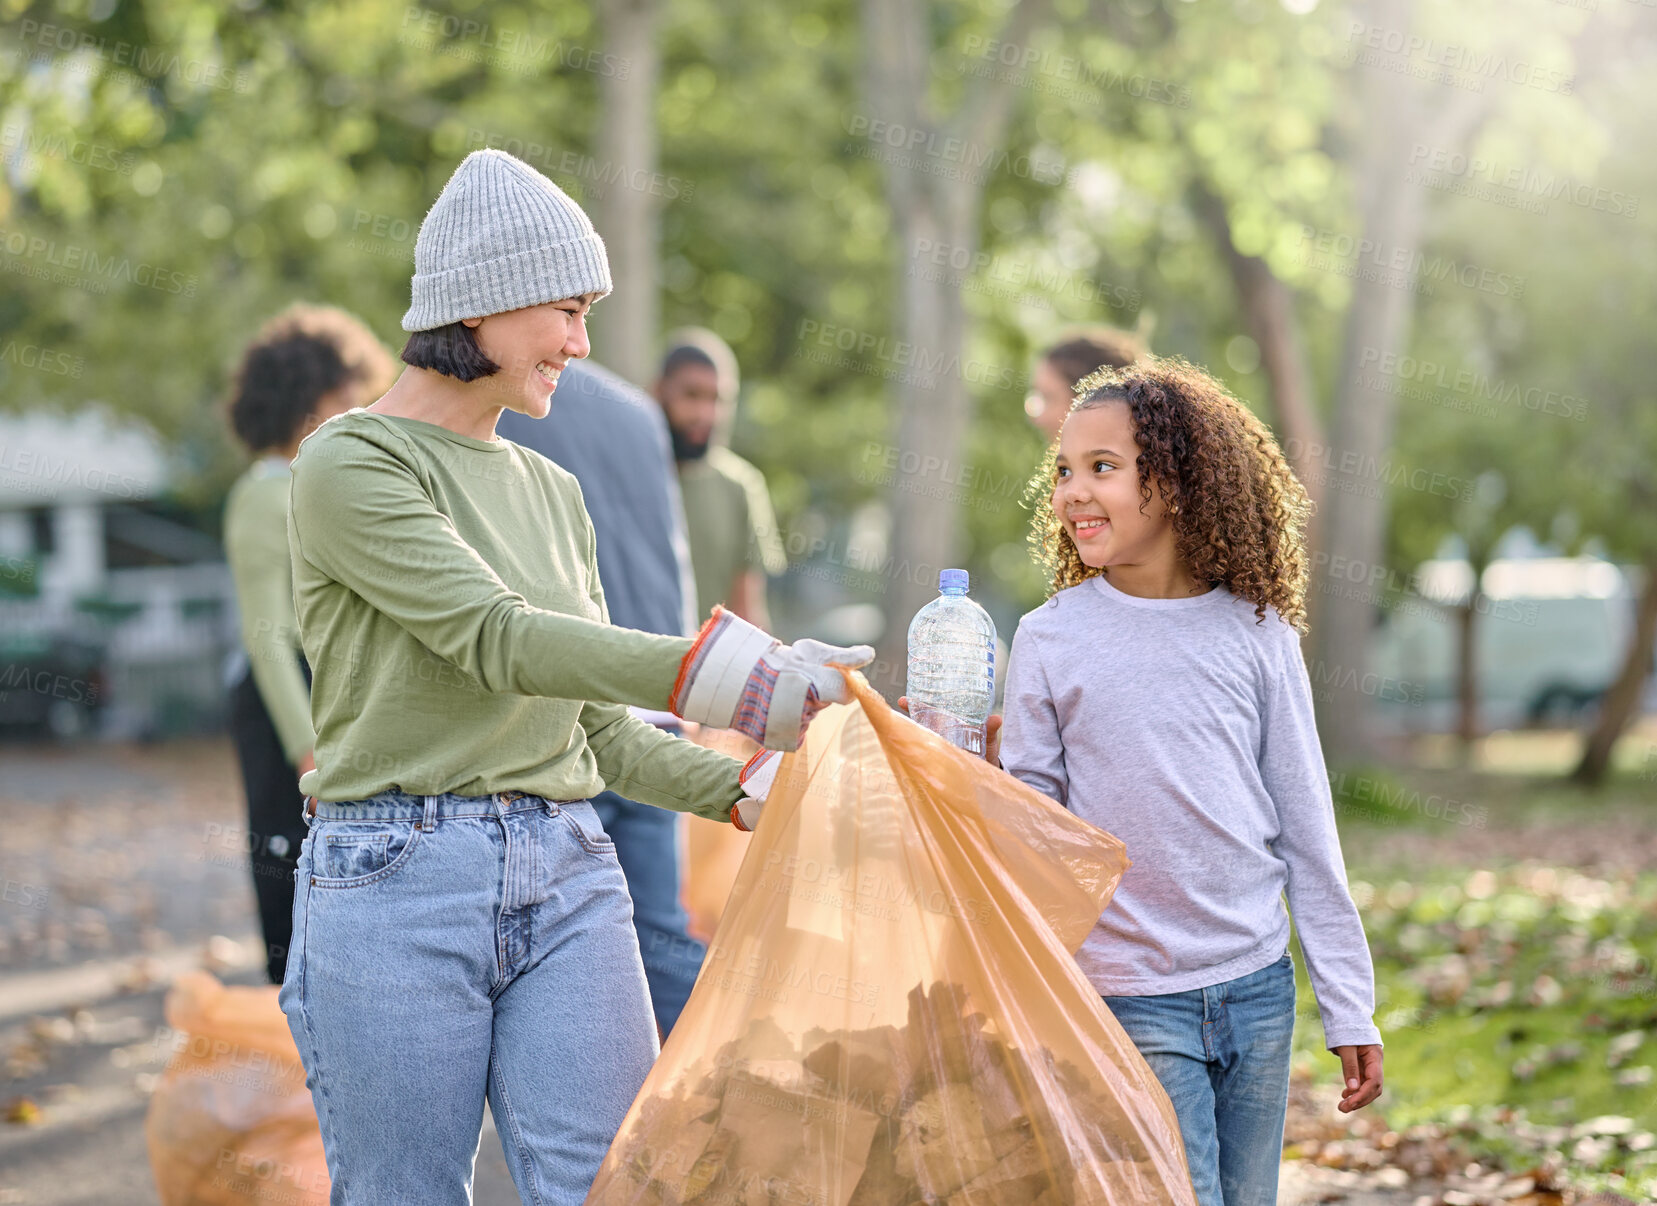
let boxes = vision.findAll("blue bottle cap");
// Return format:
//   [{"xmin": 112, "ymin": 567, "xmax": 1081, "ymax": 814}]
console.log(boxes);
[{"xmin": 939, "ymin": 568, "xmax": 969, "ymax": 593}]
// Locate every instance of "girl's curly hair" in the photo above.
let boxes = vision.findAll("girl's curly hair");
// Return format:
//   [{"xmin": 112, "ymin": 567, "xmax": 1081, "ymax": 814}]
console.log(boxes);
[{"xmin": 1024, "ymin": 357, "xmax": 1313, "ymax": 632}]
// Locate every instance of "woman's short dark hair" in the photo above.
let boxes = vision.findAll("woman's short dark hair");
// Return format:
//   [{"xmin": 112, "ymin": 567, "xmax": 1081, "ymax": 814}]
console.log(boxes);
[
  {"xmin": 400, "ymin": 321, "xmax": 501, "ymax": 382},
  {"xmin": 227, "ymin": 305, "xmax": 396, "ymax": 453}
]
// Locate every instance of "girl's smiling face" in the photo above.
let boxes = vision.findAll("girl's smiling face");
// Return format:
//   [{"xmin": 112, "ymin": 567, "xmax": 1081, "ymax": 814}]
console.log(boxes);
[{"xmin": 1052, "ymin": 401, "xmax": 1176, "ymax": 570}]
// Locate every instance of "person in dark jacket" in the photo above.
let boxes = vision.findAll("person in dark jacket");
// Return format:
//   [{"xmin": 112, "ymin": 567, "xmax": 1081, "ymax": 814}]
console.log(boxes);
[{"xmin": 496, "ymin": 361, "xmax": 707, "ymax": 1034}]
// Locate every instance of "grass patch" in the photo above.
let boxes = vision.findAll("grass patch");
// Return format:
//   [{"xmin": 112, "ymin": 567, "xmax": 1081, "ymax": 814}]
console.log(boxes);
[{"xmin": 1290, "ymin": 861, "xmax": 1657, "ymax": 1198}]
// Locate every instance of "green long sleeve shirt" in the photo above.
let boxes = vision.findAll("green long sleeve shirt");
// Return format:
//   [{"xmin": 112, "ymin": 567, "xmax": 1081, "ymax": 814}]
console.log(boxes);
[
  {"xmin": 287, "ymin": 409, "xmax": 742, "ymax": 818},
  {"xmin": 223, "ymin": 458, "xmax": 315, "ymax": 762}
]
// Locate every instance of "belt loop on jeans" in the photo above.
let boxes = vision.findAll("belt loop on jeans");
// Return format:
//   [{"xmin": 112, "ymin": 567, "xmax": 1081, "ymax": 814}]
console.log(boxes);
[{"xmin": 421, "ymin": 794, "xmax": 438, "ymax": 833}]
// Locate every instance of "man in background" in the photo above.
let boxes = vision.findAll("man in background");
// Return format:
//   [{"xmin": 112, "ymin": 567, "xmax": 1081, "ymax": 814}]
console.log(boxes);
[
  {"xmin": 652, "ymin": 328, "xmax": 786, "ymax": 627},
  {"xmin": 495, "ymin": 360, "xmax": 703, "ymax": 1036}
]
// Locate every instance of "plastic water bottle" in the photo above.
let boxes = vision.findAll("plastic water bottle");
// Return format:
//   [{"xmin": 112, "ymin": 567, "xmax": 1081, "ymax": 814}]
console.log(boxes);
[{"xmin": 906, "ymin": 568, "xmax": 997, "ymax": 754}]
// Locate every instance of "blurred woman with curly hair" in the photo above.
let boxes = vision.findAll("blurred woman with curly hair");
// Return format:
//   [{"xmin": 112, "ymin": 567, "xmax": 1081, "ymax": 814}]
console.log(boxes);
[
  {"xmin": 222, "ymin": 303, "xmax": 397, "ymax": 985},
  {"xmin": 999, "ymin": 358, "xmax": 1383, "ymax": 1206}
]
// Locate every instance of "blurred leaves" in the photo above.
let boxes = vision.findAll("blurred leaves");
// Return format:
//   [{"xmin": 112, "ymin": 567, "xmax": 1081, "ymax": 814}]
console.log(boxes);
[{"xmin": 0, "ymin": 0, "xmax": 1652, "ymax": 617}]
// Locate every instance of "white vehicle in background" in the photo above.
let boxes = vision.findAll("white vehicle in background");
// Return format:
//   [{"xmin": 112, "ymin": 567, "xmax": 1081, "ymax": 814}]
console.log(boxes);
[{"xmin": 1370, "ymin": 557, "xmax": 1638, "ymax": 732}]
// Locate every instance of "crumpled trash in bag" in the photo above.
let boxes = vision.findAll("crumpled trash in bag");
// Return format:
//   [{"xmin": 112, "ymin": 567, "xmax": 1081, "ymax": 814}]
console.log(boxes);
[
  {"xmin": 586, "ymin": 672, "xmax": 1196, "ymax": 1205},
  {"xmin": 145, "ymin": 971, "xmax": 329, "ymax": 1206}
]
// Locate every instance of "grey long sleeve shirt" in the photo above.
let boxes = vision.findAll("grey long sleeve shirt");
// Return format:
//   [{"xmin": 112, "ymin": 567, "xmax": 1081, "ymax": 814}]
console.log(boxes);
[{"xmin": 1000, "ymin": 573, "xmax": 1383, "ymax": 1050}]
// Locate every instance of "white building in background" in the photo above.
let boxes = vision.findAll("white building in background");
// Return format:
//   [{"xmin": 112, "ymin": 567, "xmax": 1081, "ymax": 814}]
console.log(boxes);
[{"xmin": 0, "ymin": 408, "xmax": 238, "ymax": 738}]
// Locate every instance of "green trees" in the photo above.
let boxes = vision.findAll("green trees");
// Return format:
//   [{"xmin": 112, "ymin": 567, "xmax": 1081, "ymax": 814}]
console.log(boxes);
[{"xmin": 1, "ymin": 0, "xmax": 1650, "ymax": 773}]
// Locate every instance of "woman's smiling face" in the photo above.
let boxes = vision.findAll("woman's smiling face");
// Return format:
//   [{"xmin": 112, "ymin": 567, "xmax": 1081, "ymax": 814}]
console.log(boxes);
[
  {"xmin": 1052, "ymin": 401, "xmax": 1175, "ymax": 569},
  {"xmin": 463, "ymin": 295, "xmax": 595, "ymax": 419}
]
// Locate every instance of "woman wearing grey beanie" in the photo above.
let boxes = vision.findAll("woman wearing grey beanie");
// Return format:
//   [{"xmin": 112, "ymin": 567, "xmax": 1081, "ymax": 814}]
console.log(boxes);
[{"xmin": 277, "ymin": 149, "xmax": 871, "ymax": 1204}]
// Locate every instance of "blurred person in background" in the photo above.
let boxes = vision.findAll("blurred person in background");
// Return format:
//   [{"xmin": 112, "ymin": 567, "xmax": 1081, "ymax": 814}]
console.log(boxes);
[
  {"xmin": 222, "ymin": 304, "xmax": 397, "ymax": 984},
  {"xmin": 1026, "ymin": 326, "xmax": 1147, "ymax": 442},
  {"xmin": 652, "ymin": 328, "xmax": 786, "ymax": 627},
  {"xmin": 495, "ymin": 362, "xmax": 707, "ymax": 1036}
]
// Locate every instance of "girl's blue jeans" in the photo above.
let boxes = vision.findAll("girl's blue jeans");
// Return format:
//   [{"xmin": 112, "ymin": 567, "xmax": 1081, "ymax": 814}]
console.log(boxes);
[
  {"xmin": 279, "ymin": 789, "xmax": 659, "ymax": 1205},
  {"xmin": 1103, "ymin": 953, "xmax": 1297, "ymax": 1206}
]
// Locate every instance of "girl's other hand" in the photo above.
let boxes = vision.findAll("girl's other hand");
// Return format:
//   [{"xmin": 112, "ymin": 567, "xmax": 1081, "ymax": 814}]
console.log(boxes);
[
  {"xmin": 296, "ymin": 750, "xmax": 317, "ymax": 777},
  {"xmin": 1333, "ymin": 1044, "xmax": 1383, "ymax": 1112},
  {"xmin": 896, "ymin": 696, "xmax": 1004, "ymax": 767}
]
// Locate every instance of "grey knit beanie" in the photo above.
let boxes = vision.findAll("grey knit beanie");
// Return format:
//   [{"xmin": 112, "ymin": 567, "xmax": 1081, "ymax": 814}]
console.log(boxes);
[{"xmin": 401, "ymin": 149, "xmax": 611, "ymax": 332}]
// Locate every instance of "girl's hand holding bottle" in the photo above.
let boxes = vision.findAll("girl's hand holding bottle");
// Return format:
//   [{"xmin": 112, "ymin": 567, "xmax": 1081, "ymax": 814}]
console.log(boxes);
[{"xmin": 896, "ymin": 696, "xmax": 1004, "ymax": 767}]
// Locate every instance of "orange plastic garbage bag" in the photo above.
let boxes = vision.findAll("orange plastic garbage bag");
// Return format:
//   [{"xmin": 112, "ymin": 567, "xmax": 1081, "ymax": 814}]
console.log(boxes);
[
  {"xmin": 684, "ymin": 725, "xmax": 761, "ymax": 940},
  {"xmin": 145, "ymin": 971, "xmax": 329, "ymax": 1206},
  {"xmin": 587, "ymin": 673, "xmax": 1196, "ymax": 1206}
]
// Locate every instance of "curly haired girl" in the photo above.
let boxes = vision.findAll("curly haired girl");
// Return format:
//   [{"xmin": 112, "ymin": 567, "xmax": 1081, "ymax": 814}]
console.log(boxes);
[{"xmin": 1000, "ymin": 358, "xmax": 1383, "ymax": 1206}]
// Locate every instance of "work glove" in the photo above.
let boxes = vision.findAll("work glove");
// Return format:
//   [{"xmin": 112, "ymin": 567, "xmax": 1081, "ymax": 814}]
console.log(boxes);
[
  {"xmin": 731, "ymin": 749, "xmax": 782, "ymax": 831},
  {"xmin": 670, "ymin": 607, "xmax": 874, "ymax": 751}
]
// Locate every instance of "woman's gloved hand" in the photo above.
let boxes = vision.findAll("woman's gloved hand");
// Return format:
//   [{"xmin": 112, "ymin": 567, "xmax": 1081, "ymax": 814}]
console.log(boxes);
[
  {"xmin": 670, "ymin": 607, "xmax": 874, "ymax": 751},
  {"xmin": 731, "ymin": 749, "xmax": 781, "ymax": 831}
]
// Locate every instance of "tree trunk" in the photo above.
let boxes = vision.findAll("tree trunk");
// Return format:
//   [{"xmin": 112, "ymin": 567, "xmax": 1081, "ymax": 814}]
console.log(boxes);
[
  {"xmin": 1189, "ymin": 183, "xmax": 1330, "ymax": 640},
  {"xmin": 1311, "ymin": 0, "xmax": 1488, "ymax": 764},
  {"xmin": 860, "ymin": 0, "xmax": 1048, "ymax": 698},
  {"xmin": 592, "ymin": 0, "xmax": 660, "ymax": 387},
  {"xmin": 873, "ymin": 197, "xmax": 974, "ymax": 697},
  {"xmin": 1455, "ymin": 593, "xmax": 1480, "ymax": 758},
  {"xmin": 1189, "ymin": 185, "xmax": 1324, "ymax": 494},
  {"xmin": 1571, "ymin": 551, "xmax": 1657, "ymax": 786}
]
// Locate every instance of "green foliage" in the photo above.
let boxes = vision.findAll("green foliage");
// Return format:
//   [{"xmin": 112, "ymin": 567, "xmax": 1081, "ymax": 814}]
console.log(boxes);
[{"xmin": 0, "ymin": 0, "xmax": 1650, "ymax": 611}]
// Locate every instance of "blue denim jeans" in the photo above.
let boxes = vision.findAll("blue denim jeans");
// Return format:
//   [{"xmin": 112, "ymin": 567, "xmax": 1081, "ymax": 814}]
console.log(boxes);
[
  {"xmin": 590, "ymin": 790, "xmax": 705, "ymax": 1036},
  {"xmin": 1103, "ymin": 953, "xmax": 1296, "ymax": 1206},
  {"xmin": 279, "ymin": 790, "xmax": 659, "ymax": 1206}
]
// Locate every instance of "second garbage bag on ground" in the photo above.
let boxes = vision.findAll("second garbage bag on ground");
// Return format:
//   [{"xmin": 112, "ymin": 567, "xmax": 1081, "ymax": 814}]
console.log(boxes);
[{"xmin": 587, "ymin": 672, "xmax": 1197, "ymax": 1206}]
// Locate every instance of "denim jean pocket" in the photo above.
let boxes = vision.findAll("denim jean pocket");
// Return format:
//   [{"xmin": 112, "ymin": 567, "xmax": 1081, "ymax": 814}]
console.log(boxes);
[
  {"xmin": 559, "ymin": 806, "xmax": 616, "ymax": 856},
  {"xmin": 312, "ymin": 822, "xmax": 422, "ymax": 888}
]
